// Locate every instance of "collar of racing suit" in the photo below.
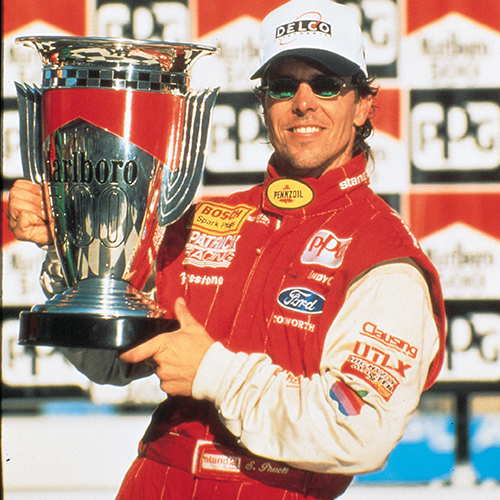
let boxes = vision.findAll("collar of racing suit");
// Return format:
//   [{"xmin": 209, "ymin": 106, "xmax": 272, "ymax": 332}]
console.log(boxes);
[{"xmin": 261, "ymin": 153, "xmax": 369, "ymax": 218}]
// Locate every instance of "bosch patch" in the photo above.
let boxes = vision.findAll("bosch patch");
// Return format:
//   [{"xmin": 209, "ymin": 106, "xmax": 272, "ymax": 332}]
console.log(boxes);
[{"xmin": 190, "ymin": 202, "xmax": 254, "ymax": 235}]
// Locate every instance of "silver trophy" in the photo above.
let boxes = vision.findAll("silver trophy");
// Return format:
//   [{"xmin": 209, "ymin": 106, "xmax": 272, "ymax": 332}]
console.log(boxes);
[{"xmin": 15, "ymin": 36, "xmax": 218, "ymax": 350}]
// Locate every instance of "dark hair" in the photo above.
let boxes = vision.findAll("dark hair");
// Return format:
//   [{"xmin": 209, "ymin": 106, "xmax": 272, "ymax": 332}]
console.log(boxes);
[
  {"xmin": 254, "ymin": 64, "xmax": 379, "ymax": 163},
  {"xmin": 350, "ymin": 70, "xmax": 379, "ymax": 163}
]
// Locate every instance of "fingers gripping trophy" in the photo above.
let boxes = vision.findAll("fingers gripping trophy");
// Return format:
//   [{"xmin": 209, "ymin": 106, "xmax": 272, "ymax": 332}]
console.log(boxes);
[{"xmin": 15, "ymin": 37, "xmax": 219, "ymax": 350}]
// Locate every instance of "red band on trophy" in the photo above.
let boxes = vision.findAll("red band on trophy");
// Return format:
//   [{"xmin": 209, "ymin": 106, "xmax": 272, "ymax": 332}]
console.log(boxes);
[{"xmin": 42, "ymin": 89, "xmax": 185, "ymax": 167}]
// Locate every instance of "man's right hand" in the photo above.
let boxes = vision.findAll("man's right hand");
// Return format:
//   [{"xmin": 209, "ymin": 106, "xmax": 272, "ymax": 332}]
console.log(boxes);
[{"xmin": 7, "ymin": 179, "xmax": 53, "ymax": 246}]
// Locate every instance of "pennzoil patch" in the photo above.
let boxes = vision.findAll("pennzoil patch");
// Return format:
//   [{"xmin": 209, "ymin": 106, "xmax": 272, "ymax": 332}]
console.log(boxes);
[{"xmin": 266, "ymin": 179, "xmax": 314, "ymax": 209}]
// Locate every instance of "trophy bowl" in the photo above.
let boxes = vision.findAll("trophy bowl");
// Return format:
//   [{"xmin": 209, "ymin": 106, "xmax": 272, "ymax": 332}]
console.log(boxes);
[{"xmin": 15, "ymin": 36, "xmax": 218, "ymax": 350}]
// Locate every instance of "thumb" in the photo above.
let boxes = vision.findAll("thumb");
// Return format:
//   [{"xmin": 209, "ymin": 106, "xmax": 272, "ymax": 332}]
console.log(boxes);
[{"xmin": 174, "ymin": 297, "xmax": 198, "ymax": 331}]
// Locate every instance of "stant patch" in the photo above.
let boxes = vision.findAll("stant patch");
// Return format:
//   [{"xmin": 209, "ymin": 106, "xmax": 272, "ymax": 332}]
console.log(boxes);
[
  {"xmin": 190, "ymin": 202, "xmax": 254, "ymax": 235},
  {"xmin": 201, "ymin": 452, "xmax": 241, "ymax": 473},
  {"xmin": 266, "ymin": 179, "xmax": 314, "ymax": 210}
]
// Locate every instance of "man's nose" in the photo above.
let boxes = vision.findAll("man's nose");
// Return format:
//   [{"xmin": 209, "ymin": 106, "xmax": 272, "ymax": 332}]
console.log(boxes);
[{"xmin": 292, "ymin": 82, "xmax": 318, "ymax": 114}]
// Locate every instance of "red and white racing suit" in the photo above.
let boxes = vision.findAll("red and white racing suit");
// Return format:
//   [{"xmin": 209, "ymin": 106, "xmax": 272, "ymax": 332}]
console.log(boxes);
[{"xmin": 48, "ymin": 154, "xmax": 446, "ymax": 499}]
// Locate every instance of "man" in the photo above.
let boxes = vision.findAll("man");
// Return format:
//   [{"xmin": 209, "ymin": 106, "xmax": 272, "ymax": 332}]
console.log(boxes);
[{"xmin": 7, "ymin": 1, "xmax": 446, "ymax": 499}]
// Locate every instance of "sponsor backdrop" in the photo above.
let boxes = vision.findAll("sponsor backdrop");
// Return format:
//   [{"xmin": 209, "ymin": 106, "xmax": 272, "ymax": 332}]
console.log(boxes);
[{"xmin": 2, "ymin": 0, "xmax": 500, "ymax": 485}]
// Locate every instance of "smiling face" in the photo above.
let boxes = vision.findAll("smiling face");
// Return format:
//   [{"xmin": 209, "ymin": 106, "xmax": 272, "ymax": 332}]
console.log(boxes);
[{"xmin": 262, "ymin": 58, "xmax": 373, "ymax": 178}]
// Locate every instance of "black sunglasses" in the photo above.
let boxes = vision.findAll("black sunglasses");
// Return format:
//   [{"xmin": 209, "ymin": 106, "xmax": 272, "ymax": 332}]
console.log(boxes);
[{"xmin": 263, "ymin": 76, "xmax": 354, "ymax": 100}]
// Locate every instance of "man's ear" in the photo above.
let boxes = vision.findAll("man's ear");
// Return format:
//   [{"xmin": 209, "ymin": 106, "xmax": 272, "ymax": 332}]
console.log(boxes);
[{"xmin": 353, "ymin": 94, "xmax": 374, "ymax": 128}]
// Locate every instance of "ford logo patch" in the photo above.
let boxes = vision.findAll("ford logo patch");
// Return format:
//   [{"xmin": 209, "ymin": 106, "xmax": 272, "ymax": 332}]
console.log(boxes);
[{"xmin": 278, "ymin": 288, "xmax": 325, "ymax": 314}]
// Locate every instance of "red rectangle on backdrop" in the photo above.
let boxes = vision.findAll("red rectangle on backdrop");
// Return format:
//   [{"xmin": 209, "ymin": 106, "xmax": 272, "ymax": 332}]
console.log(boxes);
[
  {"xmin": 406, "ymin": 0, "xmax": 500, "ymax": 35},
  {"xmin": 191, "ymin": 0, "xmax": 286, "ymax": 38},
  {"xmin": 3, "ymin": 0, "xmax": 89, "ymax": 37},
  {"xmin": 403, "ymin": 187, "xmax": 500, "ymax": 241}
]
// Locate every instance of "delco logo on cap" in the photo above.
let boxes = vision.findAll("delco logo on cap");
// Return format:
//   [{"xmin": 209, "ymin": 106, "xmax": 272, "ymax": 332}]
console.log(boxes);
[
  {"xmin": 276, "ymin": 18, "xmax": 332, "ymax": 40},
  {"xmin": 266, "ymin": 179, "xmax": 314, "ymax": 210}
]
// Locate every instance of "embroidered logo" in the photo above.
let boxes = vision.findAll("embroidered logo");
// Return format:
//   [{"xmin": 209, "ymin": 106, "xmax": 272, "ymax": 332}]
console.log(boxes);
[
  {"xmin": 329, "ymin": 380, "xmax": 367, "ymax": 416},
  {"xmin": 266, "ymin": 179, "xmax": 314, "ymax": 210},
  {"xmin": 278, "ymin": 287, "xmax": 325, "ymax": 314},
  {"xmin": 184, "ymin": 231, "xmax": 240, "ymax": 268},
  {"xmin": 360, "ymin": 321, "xmax": 418, "ymax": 359},
  {"xmin": 273, "ymin": 315, "xmax": 316, "ymax": 332},
  {"xmin": 180, "ymin": 272, "xmax": 224, "ymax": 286},
  {"xmin": 276, "ymin": 13, "xmax": 332, "ymax": 45},
  {"xmin": 307, "ymin": 270, "xmax": 333, "ymax": 287},
  {"xmin": 190, "ymin": 202, "xmax": 254, "ymax": 236},
  {"xmin": 245, "ymin": 461, "xmax": 290, "ymax": 475},
  {"xmin": 339, "ymin": 171, "xmax": 369, "ymax": 190},
  {"xmin": 341, "ymin": 355, "xmax": 399, "ymax": 402},
  {"xmin": 301, "ymin": 230, "xmax": 351, "ymax": 269},
  {"xmin": 201, "ymin": 453, "xmax": 241, "ymax": 473},
  {"xmin": 353, "ymin": 341, "xmax": 413, "ymax": 379}
]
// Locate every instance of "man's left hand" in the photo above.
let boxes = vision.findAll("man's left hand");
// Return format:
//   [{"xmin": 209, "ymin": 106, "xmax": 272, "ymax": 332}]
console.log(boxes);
[{"xmin": 119, "ymin": 297, "xmax": 215, "ymax": 396}]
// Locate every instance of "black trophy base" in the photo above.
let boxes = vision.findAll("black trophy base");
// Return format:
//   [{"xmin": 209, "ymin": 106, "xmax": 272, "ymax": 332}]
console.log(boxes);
[{"xmin": 19, "ymin": 311, "xmax": 180, "ymax": 351}]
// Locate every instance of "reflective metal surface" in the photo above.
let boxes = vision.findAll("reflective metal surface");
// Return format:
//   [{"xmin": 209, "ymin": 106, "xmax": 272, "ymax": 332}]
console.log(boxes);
[
  {"xmin": 16, "ymin": 36, "xmax": 218, "ymax": 349},
  {"xmin": 16, "ymin": 36, "xmax": 216, "ymax": 71}
]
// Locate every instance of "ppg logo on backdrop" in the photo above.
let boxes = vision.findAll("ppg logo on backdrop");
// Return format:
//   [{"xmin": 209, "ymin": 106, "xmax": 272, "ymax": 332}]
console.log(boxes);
[
  {"xmin": 410, "ymin": 89, "xmax": 500, "ymax": 183},
  {"xmin": 440, "ymin": 301, "xmax": 500, "ymax": 382},
  {"xmin": 95, "ymin": 0, "xmax": 189, "ymax": 41},
  {"xmin": 341, "ymin": 0, "xmax": 398, "ymax": 78}
]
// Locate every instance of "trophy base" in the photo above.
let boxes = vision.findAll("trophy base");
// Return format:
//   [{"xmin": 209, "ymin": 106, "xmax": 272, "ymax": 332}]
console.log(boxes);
[
  {"xmin": 19, "ymin": 311, "xmax": 179, "ymax": 351},
  {"xmin": 18, "ymin": 278, "xmax": 179, "ymax": 350}
]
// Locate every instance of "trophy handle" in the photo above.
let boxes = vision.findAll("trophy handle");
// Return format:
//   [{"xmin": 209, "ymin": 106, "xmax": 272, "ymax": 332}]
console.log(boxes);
[
  {"xmin": 15, "ymin": 83, "xmax": 43, "ymax": 184},
  {"xmin": 158, "ymin": 87, "xmax": 219, "ymax": 226}
]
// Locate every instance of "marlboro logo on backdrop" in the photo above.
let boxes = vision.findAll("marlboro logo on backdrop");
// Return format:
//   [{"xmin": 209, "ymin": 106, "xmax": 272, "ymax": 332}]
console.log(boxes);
[
  {"xmin": 402, "ymin": 0, "xmax": 500, "ymax": 88},
  {"xmin": 404, "ymin": 187, "xmax": 500, "ymax": 300},
  {"xmin": 406, "ymin": 0, "xmax": 500, "ymax": 35},
  {"xmin": 3, "ymin": 0, "xmax": 92, "ymax": 179},
  {"xmin": 3, "ymin": 0, "xmax": 91, "ymax": 98},
  {"xmin": 369, "ymin": 88, "xmax": 409, "ymax": 194},
  {"xmin": 192, "ymin": 0, "xmax": 399, "ymax": 79}
]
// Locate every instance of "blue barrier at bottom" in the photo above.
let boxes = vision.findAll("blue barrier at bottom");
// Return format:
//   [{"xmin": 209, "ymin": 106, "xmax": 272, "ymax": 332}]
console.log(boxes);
[{"xmin": 355, "ymin": 414, "xmax": 500, "ymax": 483}]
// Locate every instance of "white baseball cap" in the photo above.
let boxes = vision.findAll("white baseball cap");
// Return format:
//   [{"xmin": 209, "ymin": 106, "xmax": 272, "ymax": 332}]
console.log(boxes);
[{"xmin": 251, "ymin": 0, "xmax": 367, "ymax": 80}]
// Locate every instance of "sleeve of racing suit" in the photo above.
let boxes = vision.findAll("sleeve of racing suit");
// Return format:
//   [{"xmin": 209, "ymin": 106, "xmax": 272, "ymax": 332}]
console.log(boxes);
[
  {"xmin": 191, "ymin": 260, "xmax": 440, "ymax": 474},
  {"xmin": 61, "ymin": 348, "xmax": 155, "ymax": 386},
  {"xmin": 39, "ymin": 246, "xmax": 155, "ymax": 385}
]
